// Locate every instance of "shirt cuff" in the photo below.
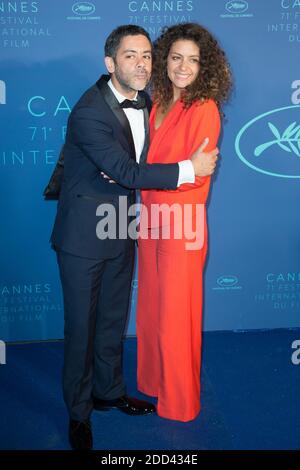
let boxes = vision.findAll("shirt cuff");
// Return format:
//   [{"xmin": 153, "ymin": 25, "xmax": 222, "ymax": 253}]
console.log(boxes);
[{"xmin": 177, "ymin": 160, "xmax": 195, "ymax": 187}]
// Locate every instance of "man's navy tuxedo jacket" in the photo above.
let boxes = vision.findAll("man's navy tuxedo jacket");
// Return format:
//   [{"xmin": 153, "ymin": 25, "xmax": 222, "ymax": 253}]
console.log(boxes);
[{"xmin": 51, "ymin": 75, "xmax": 179, "ymax": 259}]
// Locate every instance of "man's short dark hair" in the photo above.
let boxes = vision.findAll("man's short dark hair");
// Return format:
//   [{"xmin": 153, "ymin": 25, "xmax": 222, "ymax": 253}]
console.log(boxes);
[{"xmin": 104, "ymin": 25, "xmax": 151, "ymax": 59}]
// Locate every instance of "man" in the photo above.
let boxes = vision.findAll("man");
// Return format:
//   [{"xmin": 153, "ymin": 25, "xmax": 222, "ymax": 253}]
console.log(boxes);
[{"xmin": 51, "ymin": 24, "xmax": 218, "ymax": 450}]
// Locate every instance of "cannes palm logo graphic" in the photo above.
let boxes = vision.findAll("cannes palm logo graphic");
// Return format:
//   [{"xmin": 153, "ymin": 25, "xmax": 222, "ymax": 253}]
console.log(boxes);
[
  {"xmin": 213, "ymin": 275, "xmax": 242, "ymax": 291},
  {"xmin": 226, "ymin": 1, "xmax": 248, "ymax": 13},
  {"xmin": 235, "ymin": 105, "xmax": 300, "ymax": 178},
  {"xmin": 254, "ymin": 122, "xmax": 300, "ymax": 157},
  {"xmin": 72, "ymin": 2, "xmax": 95, "ymax": 15},
  {"xmin": 0, "ymin": 80, "xmax": 6, "ymax": 105},
  {"xmin": 217, "ymin": 275, "xmax": 238, "ymax": 287}
]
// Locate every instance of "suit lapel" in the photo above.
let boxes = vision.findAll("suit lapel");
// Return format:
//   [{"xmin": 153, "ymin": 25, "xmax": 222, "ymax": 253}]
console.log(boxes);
[
  {"xmin": 96, "ymin": 76, "xmax": 136, "ymax": 160},
  {"xmin": 139, "ymin": 106, "xmax": 150, "ymax": 164}
]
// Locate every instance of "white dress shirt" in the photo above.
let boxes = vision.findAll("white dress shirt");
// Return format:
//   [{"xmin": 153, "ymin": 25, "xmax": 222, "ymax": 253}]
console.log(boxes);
[{"xmin": 108, "ymin": 79, "xmax": 195, "ymax": 186}]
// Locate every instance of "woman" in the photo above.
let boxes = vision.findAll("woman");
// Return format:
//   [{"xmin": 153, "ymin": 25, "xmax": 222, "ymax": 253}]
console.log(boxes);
[{"xmin": 136, "ymin": 23, "xmax": 232, "ymax": 422}]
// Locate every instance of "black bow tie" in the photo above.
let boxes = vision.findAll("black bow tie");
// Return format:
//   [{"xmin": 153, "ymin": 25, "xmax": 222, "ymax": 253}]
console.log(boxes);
[{"xmin": 120, "ymin": 96, "xmax": 146, "ymax": 110}]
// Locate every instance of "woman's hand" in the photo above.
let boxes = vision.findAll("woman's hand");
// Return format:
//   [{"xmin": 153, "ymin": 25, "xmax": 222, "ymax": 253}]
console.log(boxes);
[{"xmin": 191, "ymin": 138, "xmax": 219, "ymax": 177}]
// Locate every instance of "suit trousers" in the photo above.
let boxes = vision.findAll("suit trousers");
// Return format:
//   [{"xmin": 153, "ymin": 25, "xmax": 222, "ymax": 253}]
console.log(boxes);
[{"xmin": 56, "ymin": 242, "xmax": 134, "ymax": 421}]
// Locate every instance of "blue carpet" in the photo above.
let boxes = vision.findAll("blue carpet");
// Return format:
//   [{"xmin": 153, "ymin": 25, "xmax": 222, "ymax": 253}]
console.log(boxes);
[{"xmin": 0, "ymin": 330, "xmax": 299, "ymax": 450}]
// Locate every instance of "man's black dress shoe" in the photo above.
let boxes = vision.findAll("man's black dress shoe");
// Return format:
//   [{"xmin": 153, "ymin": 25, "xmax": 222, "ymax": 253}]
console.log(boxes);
[
  {"xmin": 69, "ymin": 419, "xmax": 93, "ymax": 450},
  {"xmin": 93, "ymin": 394, "xmax": 156, "ymax": 416}
]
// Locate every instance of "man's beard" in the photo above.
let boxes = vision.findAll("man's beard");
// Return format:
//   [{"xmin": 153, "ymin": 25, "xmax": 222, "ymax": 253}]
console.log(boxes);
[{"xmin": 114, "ymin": 64, "xmax": 148, "ymax": 93}]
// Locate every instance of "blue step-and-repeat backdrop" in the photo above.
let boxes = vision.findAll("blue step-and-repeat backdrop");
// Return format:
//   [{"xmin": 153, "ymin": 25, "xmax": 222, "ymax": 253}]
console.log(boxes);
[{"xmin": 0, "ymin": 0, "xmax": 299, "ymax": 341}]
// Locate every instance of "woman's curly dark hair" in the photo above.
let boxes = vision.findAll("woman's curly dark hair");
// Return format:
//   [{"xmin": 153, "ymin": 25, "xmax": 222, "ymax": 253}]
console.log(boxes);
[{"xmin": 151, "ymin": 23, "xmax": 232, "ymax": 111}]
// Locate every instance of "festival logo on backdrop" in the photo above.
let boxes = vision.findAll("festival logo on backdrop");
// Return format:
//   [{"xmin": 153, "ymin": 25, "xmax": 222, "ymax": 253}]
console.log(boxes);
[
  {"xmin": 0, "ymin": 92, "xmax": 70, "ymax": 168},
  {"xmin": 212, "ymin": 275, "xmax": 243, "ymax": 291},
  {"xmin": 128, "ymin": 0, "xmax": 196, "ymax": 37},
  {"xmin": 67, "ymin": 1, "xmax": 101, "ymax": 21},
  {"xmin": 226, "ymin": 1, "xmax": 249, "ymax": 14},
  {"xmin": 268, "ymin": 0, "xmax": 300, "ymax": 43},
  {"xmin": 0, "ymin": 1, "xmax": 52, "ymax": 49},
  {"xmin": 0, "ymin": 283, "xmax": 62, "ymax": 333},
  {"xmin": 235, "ymin": 104, "xmax": 300, "ymax": 178},
  {"xmin": 72, "ymin": 2, "xmax": 95, "ymax": 15},
  {"xmin": 220, "ymin": 0, "xmax": 253, "ymax": 18},
  {"xmin": 255, "ymin": 272, "xmax": 300, "ymax": 312}
]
